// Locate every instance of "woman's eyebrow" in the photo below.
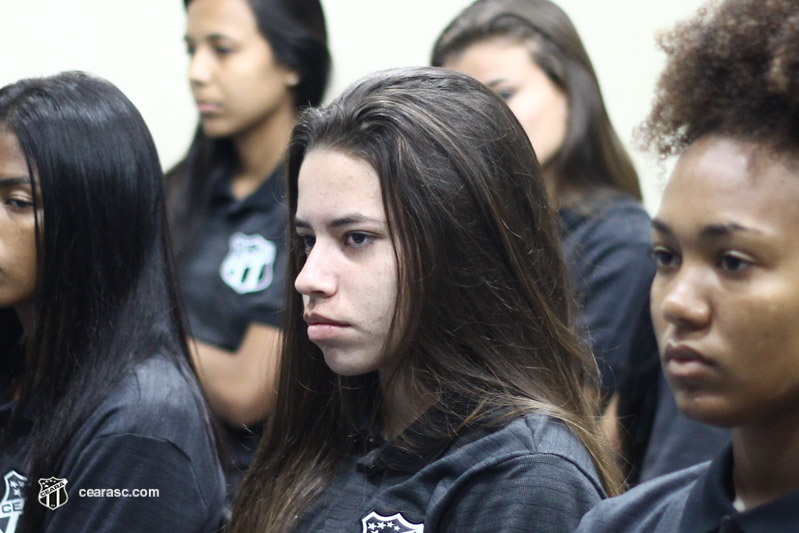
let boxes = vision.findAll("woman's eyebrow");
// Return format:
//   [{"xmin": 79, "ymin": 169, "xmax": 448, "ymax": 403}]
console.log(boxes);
[
  {"xmin": 295, "ymin": 214, "xmax": 383, "ymax": 229},
  {"xmin": 0, "ymin": 176, "xmax": 31, "ymax": 188},
  {"xmin": 651, "ymin": 218, "xmax": 671, "ymax": 236},
  {"xmin": 699, "ymin": 222, "xmax": 762, "ymax": 238},
  {"xmin": 652, "ymin": 218, "xmax": 763, "ymax": 238}
]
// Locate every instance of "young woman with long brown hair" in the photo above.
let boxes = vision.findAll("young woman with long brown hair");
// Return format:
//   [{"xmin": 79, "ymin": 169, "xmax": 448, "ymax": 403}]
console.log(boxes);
[{"xmin": 229, "ymin": 67, "xmax": 621, "ymax": 533}]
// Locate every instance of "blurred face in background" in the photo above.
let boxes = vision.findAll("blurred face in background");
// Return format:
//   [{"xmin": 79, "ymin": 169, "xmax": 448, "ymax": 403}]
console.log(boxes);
[
  {"xmin": 185, "ymin": 0, "xmax": 298, "ymax": 139},
  {"xmin": 443, "ymin": 38, "xmax": 568, "ymax": 167},
  {"xmin": 650, "ymin": 135, "xmax": 799, "ymax": 430}
]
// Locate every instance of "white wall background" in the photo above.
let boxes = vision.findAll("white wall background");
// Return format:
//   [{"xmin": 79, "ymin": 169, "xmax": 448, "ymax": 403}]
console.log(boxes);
[{"xmin": 0, "ymin": 0, "xmax": 704, "ymax": 212}]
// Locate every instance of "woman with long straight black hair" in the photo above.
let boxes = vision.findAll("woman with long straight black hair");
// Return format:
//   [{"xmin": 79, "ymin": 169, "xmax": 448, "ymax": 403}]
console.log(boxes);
[
  {"xmin": 168, "ymin": 0, "xmax": 330, "ymax": 491},
  {"xmin": 0, "ymin": 71, "xmax": 224, "ymax": 532}
]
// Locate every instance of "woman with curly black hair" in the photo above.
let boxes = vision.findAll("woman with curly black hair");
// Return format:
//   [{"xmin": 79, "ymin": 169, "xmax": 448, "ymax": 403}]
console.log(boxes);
[{"xmin": 577, "ymin": 0, "xmax": 799, "ymax": 529}]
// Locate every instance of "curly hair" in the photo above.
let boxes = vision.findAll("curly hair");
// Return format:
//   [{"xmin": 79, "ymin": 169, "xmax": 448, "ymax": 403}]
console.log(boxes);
[{"xmin": 639, "ymin": 0, "xmax": 799, "ymax": 156}]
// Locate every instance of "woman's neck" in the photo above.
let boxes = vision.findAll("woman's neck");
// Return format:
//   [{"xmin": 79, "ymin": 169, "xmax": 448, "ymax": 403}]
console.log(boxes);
[
  {"xmin": 230, "ymin": 100, "xmax": 295, "ymax": 199},
  {"xmin": 730, "ymin": 412, "xmax": 799, "ymax": 510},
  {"xmin": 378, "ymin": 368, "xmax": 430, "ymax": 440}
]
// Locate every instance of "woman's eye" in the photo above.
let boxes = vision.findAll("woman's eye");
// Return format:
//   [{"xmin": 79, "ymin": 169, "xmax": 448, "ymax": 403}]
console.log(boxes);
[
  {"xmin": 6, "ymin": 198, "xmax": 33, "ymax": 210},
  {"xmin": 214, "ymin": 46, "xmax": 234, "ymax": 56},
  {"xmin": 496, "ymin": 89, "xmax": 515, "ymax": 101},
  {"xmin": 298, "ymin": 235, "xmax": 315, "ymax": 253},
  {"xmin": 651, "ymin": 246, "xmax": 679, "ymax": 269},
  {"xmin": 346, "ymin": 232, "xmax": 375, "ymax": 248},
  {"xmin": 719, "ymin": 252, "xmax": 752, "ymax": 272}
]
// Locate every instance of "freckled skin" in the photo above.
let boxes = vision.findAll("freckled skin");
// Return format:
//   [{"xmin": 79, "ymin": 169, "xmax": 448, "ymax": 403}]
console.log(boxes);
[
  {"xmin": 651, "ymin": 136, "xmax": 799, "ymax": 429},
  {"xmin": 294, "ymin": 149, "xmax": 399, "ymax": 377}
]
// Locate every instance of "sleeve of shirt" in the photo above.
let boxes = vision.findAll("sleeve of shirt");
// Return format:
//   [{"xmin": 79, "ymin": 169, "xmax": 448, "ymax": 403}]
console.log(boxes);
[
  {"xmin": 44, "ymin": 433, "xmax": 223, "ymax": 533},
  {"xmin": 438, "ymin": 453, "xmax": 604, "ymax": 533}
]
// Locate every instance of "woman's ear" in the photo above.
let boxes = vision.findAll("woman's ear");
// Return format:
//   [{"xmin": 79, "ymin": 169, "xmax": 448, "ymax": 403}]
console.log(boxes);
[{"xmin": 286, "ymin": 71, "xmax": 300, "ymax": 88}]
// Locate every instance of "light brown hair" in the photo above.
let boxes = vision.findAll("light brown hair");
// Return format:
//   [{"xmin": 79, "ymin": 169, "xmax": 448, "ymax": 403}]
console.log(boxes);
[
  {"xmin": 229, "ymin": 67, "xmax": 622, "ymax": 532},
  {"xmin": 432, "ymin": 0, "xmax": 641, "ymax": 210}
]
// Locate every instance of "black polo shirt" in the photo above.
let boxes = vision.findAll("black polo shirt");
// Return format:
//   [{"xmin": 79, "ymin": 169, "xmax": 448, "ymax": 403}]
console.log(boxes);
[
  {"xmin": 297, "ymin": 414, "xmax": 605, "ymax": 532},
  {"xmin": 0, "ymin": 355, "xmax": 225, "ymax": 533},
  {"xmin": 559, "ymin": 194, "xmax": 655, "ymax": 395},
  {"xmin": 576, "ymin": 444, "xmax": 799, "ymax": 532},
  {"xmin": 178, "ymin": 168, "xmax": 288, "ymax": 351}
]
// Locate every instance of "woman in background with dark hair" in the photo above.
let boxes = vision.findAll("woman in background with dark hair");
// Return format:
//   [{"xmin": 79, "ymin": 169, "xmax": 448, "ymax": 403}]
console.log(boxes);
[
  {"xmin": 229, "ymin": 67, "xmax": 621, "ymax": 533},
  {"xmin": 432, "ymin": 0, "xmax": 721, "ymax": 482},
  {"xmin": 0, "ymin": 71, "xmax": 223, "ymax": 532},
  {"xmin": 170, "ymin": 0, "xmax": 330, "ymax": 490},
  {"xmin": 578, "ymin": 0, "xmax": 799, "ymax": 529},
  {"xmin": 433, "ymin": 0, "xmax": 653, "ymax": 400}
]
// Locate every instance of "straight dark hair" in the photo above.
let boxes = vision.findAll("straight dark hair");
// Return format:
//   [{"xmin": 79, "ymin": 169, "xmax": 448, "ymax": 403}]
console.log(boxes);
[
  {"xmin": 0, "ymin": 72, "xmax": 211, "ymax": 531},
  {"xmin": 432, "ymin": 0, "xmax": 641, "ymax": 209},
  {"xmin": 167, "ymin": 0, "xmax": 331, "ymax": 261},
  {"xmin": 230, "ymin": 67, "xmax": 622, "ymax": 533}
]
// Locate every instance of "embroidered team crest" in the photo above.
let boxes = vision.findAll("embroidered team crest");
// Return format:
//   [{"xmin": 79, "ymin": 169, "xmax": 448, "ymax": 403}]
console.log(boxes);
[
  {"xmin": 37, "ymin": 477, "xmax": 68, "ymax": 511},
  {"xmin": 0, "ymin": 470, "xmax": 26, "ymax": 532},
  {"xmin": 220, "ymin": 232, "xmax": 277, "ymax": 294},
  {"xmin": 361, "ymin": 511, "xmax": 423, "ymax": 533}
]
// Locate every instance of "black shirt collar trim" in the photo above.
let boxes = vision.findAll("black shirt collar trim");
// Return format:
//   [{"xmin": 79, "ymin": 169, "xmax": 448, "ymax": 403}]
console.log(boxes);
[
  {"xmin": 210, "ymin": 164, "xmax": 285, "ymax": 214},
  {"xmin": 680, "ymin": 443, "xmax": 799, "ymax": 533},
  {"xmin": 355, "ymin": 402, "xmax": 505, "ymax": 478}
]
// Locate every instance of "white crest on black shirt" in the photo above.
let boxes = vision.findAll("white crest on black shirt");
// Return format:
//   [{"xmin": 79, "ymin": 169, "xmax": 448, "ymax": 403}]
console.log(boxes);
[
  {"xmin": 0, "ymin": 470, "xmax": 26, "ymax": 532},
  {"xmin": 220, "ymin": 232, "xmax": 277, "ymax": 294},
  {"xmin": 361, "ymin": 511, "xmax": 423, "ymax": 533}
]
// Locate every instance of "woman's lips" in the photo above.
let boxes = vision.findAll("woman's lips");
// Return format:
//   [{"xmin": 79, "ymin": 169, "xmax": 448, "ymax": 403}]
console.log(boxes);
[
  {"xmin": 196, "ymin": 102, "xmax": 221, "ymax": 114},
  {"xmin": 663, "ymin": 344, "xmax": 717, "ymax": 381},
  {"xmin": 304, "ymin": 314, "xmax": 349, "ymax": 342}
]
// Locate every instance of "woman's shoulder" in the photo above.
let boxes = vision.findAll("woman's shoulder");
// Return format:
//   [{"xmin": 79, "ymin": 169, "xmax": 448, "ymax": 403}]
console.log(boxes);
[
  {"xmin": 575, "ymin": 462, "xmax": 706, "ymax": 532},
  {"xmin": 420, "ymin": 414, "xmax": 606, "ymax": 531},
  {"xmin": 80, "ymin": 354, "xmax": 212, "ymax": 447},
  {"xmin": 561, "ymin": 193, "xmax": 652, "ymax": 247},
  {"xmin": 446, "ymin": 414, "xmax": 604, "ymax": 493}
]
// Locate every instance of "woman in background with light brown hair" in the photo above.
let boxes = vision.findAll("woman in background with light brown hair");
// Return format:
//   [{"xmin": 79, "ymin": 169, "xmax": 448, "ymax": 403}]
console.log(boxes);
[
  {"xmin": 432, "ymin": 0, "xmax": 653, "ymax": 404},
  {"xmin": 433, "ymin": 0, "xmax": 730, "ymax": 483}
]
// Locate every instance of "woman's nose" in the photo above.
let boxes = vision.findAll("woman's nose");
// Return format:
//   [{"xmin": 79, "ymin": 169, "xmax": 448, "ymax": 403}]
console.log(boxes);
[
  {"xmin": 188, "ymin": 48, "xmax": 212, "ymax": 87},
  {"xmin": 655, "ymin": 266, "xmax": 711, "ymax": 332},
  {"xmin": 294, "ymin": 244, "xmax": 336, "ymax": 297}
]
